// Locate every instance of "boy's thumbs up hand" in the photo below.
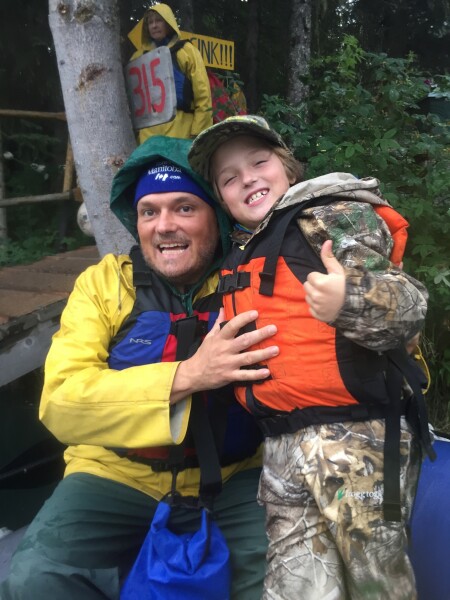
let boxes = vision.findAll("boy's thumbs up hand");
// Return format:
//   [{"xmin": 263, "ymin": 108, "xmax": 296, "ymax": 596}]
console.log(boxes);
[
  {"xmin": 304, "ymin": 240, "xmax": 346, "ymax": 323},
  {"xmin": 320, "ymin": 240, "xmax": 345, "ymax": 275}
]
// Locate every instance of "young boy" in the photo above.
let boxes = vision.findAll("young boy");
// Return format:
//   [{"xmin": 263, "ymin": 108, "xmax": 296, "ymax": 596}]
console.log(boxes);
[{"xmin": 188, "ymin": 116, "xmax": 431, "ymax": 600}]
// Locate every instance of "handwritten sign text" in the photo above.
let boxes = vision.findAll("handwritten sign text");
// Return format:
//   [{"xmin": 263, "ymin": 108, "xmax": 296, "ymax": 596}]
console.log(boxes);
[{"xmin": 125, "ymin": 47, "xmax": 177, "ymax": 130}]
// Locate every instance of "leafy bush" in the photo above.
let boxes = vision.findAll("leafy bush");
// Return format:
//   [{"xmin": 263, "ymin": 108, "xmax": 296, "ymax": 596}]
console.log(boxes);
[
  {"xmin": 261, "ymin": 36, "xmax": 450, "ymax": 430},
  {"xmin": 0, "ymin": 226, "xmax": 90, "ymax": 267},
  {"xmin": 1, "ymin": 120, "xmax": 89, "ymax": 266}
]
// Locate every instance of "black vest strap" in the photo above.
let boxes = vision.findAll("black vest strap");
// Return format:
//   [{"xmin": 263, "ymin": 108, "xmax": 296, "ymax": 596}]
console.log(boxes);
[
  {"xmin": 189, "ymin": 393, "xmax": 223, "ymax": 503},
  {"xmin": 258, "ymin": 197, "xmax": 338, "ymax": 296},
  {"xmin": 256, "ymin": 403, "xmax": 390, "ymax": 437},
  {"xmin": 259, "ymin": 205, "xmax": 301, "ymax": 296},
  {"xmin": 172, "ymin": 315, "xmax": 223, "ymax": 505},
  {"xmin": 383, "ymin": 348, "xmax": 436, "ymax": 521},
  {"xmin": 170, "ymin": 317, "xmax": 209, "ymax": 349},
  {"xmin": 386, "ymin": 348, "xmax": 436, "ymax": 461},
  {"xmin": 129, "ymin": 245, "xmax": 151, "ymax": 286},
  {"xmin": 383, "ymin": 356, "xmax": 404, "ymax": 521},
  {"xmin": 174, "ymin": 316, "xmax": 203, "ymax": 361},
  {"xmin": 169, "ymin": 39, "xmax": 194, "ymax": 113}
]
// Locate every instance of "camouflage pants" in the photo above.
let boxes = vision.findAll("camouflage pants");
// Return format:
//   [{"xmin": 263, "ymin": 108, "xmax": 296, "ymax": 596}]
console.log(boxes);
[{"xmin": 259, "ymin": 419, "xmax": 420, "ymax": 600}]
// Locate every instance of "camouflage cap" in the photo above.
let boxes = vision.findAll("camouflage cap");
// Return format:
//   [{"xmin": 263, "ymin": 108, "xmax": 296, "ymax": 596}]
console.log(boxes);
[{"xmin": 188, "ymin": 115, "xmax": 289, "ymax": 181}]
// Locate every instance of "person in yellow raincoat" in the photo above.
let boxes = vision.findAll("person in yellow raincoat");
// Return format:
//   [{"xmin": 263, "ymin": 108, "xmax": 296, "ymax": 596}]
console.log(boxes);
[{"xmin": 130, "ymin": 3, "xmax": 212, "ymax": 143}]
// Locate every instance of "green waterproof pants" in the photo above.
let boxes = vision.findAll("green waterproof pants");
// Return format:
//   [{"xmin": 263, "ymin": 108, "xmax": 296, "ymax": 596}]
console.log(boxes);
[{"xmin": 1, "ymin": 468, "xmax": 266, "ymax": 600}]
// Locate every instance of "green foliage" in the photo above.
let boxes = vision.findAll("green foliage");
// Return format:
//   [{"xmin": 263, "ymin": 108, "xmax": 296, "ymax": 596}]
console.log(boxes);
[
  {"xmin": 261, "ymin": 36, "xmax": 450, "ymax": 430},
  {"xmin": 313, "ymin": 0, "xmax": 450, "ymax": 72},
  {"xmin": 1, "ymin": 121, "xmax": 89, "ymax": 267},
  {"xmin": 0, "ymin": 230, "xmax": 89, "ymax": 268}
]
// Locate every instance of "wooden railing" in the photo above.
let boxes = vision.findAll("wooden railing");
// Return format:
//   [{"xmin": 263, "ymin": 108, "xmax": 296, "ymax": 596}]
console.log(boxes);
[{"xmin": 0, "ymin": 109, "xmax": 80, "ymax": 238}]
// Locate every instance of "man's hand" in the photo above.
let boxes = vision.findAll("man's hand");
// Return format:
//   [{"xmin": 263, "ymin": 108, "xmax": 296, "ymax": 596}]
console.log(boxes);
[
  {"xmin": 171, "ymin": 309, "xmax": 278, "ymax": 403},
  {"xmin": 304, "ymin": 240, "xmax": 346, "ymax": 323}
]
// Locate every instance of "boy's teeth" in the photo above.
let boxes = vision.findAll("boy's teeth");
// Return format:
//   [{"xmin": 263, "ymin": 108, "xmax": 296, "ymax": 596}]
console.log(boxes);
[{"xmin": 248, "ymin": 191, "xmax": 267, "ymax": 204}]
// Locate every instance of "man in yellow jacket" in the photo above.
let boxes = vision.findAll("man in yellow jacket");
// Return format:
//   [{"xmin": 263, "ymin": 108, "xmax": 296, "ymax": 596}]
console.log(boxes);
[
  {"xmin": 0, "ymin": 137, "xmax": 277, "ymax": 600},
  {"xmin": 130, "ymin": 3, "xmax": 212, "ymax": 143}
]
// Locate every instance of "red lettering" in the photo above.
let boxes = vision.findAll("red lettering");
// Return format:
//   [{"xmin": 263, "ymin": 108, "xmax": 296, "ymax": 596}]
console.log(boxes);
[
  {"xmin": 141, "ymin": 64, "xmax": 152, "ymax": 114},
  {"xmin": 129, "ymin": 66, "xmax": 145, "ymax": 117},
  {"xmin": 150, "ymin": 58, "xmax": 165, "ymax": 113}
]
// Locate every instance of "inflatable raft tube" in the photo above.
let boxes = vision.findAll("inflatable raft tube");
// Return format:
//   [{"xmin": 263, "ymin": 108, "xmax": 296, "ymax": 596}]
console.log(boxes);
[{"xmin": 410, "ymin": 436, "xmax": 450, "ymax": 599}]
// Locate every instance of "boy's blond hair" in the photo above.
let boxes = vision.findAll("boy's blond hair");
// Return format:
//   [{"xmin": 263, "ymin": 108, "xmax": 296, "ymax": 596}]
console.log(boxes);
[{"xmin": 211, "ymin": 142, "xmax": 304, "ymax": 208}]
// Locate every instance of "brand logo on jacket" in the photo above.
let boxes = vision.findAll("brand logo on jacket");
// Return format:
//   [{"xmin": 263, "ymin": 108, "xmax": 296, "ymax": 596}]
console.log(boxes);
[
  {"xmin": 337, "ymin": 487, "xmax": 383, "ymax": 502},
  {"xmin": 130, "ymin": 338, "xmax": 153, "ymax": 345}
]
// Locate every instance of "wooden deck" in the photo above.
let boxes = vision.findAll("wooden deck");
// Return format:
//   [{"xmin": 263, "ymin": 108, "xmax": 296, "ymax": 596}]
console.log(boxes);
[{"xmin": 0, "ymin": 245, "xmax": 100, "ymax": 387}]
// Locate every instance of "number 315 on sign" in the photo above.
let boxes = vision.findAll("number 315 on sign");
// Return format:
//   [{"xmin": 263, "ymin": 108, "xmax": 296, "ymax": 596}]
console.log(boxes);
[{"xmin": 125, "ymin": 46, "xmax": 177, "ymax": 130}]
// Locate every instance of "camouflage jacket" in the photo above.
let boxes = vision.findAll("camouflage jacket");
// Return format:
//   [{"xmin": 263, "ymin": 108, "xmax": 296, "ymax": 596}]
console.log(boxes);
[{"xmin": 230, "ymin": 172, "xmax": 428, "ymax": 351}]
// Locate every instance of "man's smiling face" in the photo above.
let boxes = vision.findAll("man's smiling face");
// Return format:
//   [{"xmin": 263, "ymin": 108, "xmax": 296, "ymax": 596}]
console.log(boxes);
[{"xmin": 136, "ymin": 191, "xmax": 219, "ymax": 289}]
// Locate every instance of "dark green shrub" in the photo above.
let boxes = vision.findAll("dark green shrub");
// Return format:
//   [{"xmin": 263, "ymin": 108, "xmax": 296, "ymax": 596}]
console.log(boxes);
[
  {"xmin": 1, "ymin": 120, "xmax": 89, "ymax": 266},
  {"xmin": 261, "ymin": 36, "xmax": 450, "ymax": 430}
]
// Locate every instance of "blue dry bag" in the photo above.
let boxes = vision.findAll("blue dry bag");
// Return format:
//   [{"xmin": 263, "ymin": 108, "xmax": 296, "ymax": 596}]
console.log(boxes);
[
  {"xmin": 121, "ymin": 500, "xmax": 230, "ymax": 600},
  {"xmin": 409, "ymin": 436, "xmax": 450, "ymax": 600}
]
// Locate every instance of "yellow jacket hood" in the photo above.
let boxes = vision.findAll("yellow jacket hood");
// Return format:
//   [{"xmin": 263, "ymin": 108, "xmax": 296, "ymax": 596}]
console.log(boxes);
[{"xmin": 141, "ymin": 3, "xmax": 180, "ymax": 47}]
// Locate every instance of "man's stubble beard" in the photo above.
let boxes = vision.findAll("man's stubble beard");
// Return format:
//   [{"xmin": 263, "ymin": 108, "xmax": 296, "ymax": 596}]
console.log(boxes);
[{"xmin": 140, "ymin": 239, "xmax": 220, "ymax": 289}]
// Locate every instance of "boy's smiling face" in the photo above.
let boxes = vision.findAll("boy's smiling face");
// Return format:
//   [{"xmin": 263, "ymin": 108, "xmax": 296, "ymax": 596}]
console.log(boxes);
[{"xmin": 212, "ymin": 136, "xmax": 293, "ymax": 231}]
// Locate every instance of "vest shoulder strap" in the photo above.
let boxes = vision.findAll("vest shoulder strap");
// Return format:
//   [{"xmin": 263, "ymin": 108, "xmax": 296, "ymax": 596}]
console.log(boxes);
[
  {"xmin": 168, "ymin": 40, "xmax": 194, "ymax": 113},
  {"xmin": 169, "ymin": 39, "xmax": 190, "ymax": 55},
  {"xmin": 259, "ymin": 197, "xmax": 336, "ymax": 296},
  {"xmin": 258, "ymin": 198, "xmax": 409, "ymax": 298},
  {"xmin": 129, "ymin": 245, "xmax": 223, "ymax": 504}
]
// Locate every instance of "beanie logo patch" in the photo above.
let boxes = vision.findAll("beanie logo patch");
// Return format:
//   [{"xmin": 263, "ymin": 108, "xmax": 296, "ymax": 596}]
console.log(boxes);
[
  {"xmin": 148, "ymin": 164, "xmax": 182, "ymax": 175},
  {"xmin": 133, "ymin": 161, "xmax": 214, "ymax": 207}
]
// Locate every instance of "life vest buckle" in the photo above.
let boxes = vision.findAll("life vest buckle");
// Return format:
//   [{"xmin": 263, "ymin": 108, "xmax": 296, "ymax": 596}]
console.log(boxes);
[{"xmin": 217, "ymin": 271, "xmax": 250, "ymax": 294}]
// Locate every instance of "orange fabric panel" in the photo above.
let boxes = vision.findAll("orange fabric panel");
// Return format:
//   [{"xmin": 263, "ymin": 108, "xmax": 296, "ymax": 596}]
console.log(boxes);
[
  {"xmin": 222, "ymin": 257, "xmax": 358, "ymax": 413},
  {"xmin": 374, "ymin": 205, "xmax": 409, "ymax": 266}
]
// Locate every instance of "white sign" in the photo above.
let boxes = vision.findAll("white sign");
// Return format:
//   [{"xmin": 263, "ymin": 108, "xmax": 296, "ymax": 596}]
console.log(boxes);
[{"xmin": 125, "ymin": 47, "xmax": 177, "ymax": 130}]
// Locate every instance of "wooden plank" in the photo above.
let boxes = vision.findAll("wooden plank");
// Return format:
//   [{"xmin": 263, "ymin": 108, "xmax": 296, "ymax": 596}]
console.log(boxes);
[
  {"xmin": 26, "ymin": 258, "xmax": 98, "ymax": 275},
  {"xmin": 0, "ymin": 300, "xmax": 67, "ymax": 344},
  {"xmin": 0, "ymin": 246, "xmax": 99, "ymax": 382},
  {"xmin": 0, "ymin": 109, "xmax": 66, "ymax": 121},
  {"xmin": 0, "ymin": 290, "xmax": 67, "ymax": 320},
  {"xmin": 0, "ymin": 269, "xmax": 79, "ymax": 293},
  {"xmin": 21, "ymin": 247, "xmax": 100, "ymax": 275},
  {"xmin": 0, "ymin": 192, "xmax": 73, "ymax": 208},
  {"xmin": 0, "ymin": 248, "xmax": 99, "ymax": 277}
]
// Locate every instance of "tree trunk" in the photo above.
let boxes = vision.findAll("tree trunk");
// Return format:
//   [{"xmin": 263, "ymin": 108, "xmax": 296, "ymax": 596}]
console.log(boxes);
[
  {"xmin": 49, "ymin": 0, "xmax": 136, "ymax": 256},
  {"xmin": 287, "ymin": 0, "xmax": 312, "ymax": 105},
  {"xmin": 0, "ymin": 133, "xmax": 7, "ymax": 240},
  {"xmin": 245, "ymin": 0, "xmax": 259, "ymax": 112}
]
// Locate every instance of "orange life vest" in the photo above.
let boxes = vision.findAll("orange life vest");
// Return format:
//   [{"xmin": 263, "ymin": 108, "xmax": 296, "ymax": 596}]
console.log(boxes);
[
  {"xmin": 219, "ymin": 199, "xmax": 409, "ymax": 422},
  {"xmin": 218, "ymin": 199, "xmax": 434, "ymax": 523}
]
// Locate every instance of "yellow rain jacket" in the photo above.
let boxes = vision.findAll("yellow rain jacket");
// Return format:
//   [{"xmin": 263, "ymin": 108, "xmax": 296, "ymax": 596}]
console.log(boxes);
[
  {"xmin": 130, "ymin": 3, "xmax": 212, "ymax": 143},
  {"xmin": 40, "ymin": 254, "xmax": 261, "ymax": 500}
]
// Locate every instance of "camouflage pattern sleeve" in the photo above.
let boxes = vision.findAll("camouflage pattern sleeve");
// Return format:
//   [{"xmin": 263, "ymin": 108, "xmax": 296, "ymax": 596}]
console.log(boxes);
[{"xmin": 299, "ymin": 200, "xmax": 428, "ymax": 351}]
